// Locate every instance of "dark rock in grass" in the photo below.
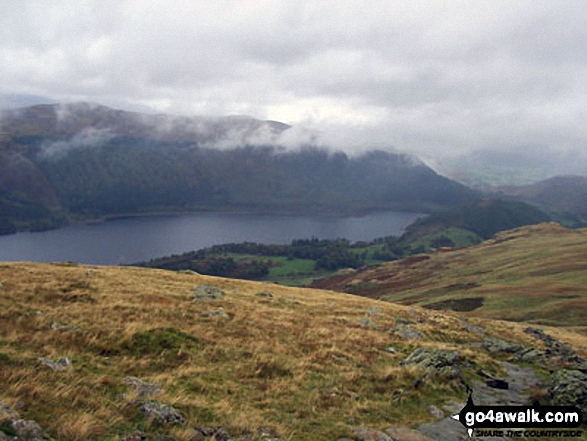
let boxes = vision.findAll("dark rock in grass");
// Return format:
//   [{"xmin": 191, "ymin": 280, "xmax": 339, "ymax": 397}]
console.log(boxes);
[
  {"xmin": 190, "ymin": 285, "xmax": 224, "ymax": 302},
  {"xmin": 192, "ymin": 427, "xmax": 232, "ymax": 441},
  {"xmin": 256, "ymin": 291, "xmax": 274, "ymax": 298},
  {"xmin": 351, "ymin": 427, "xmax": 393, "ymax": 441},
  {"xmin": 400, "ymin": 347, "xmax": 461, "ymax": 379},
  {"xmin": 38, "ymin": 356, "xmax": 71, "ymax": 371},
  {"xmin": 138, "ymin": 401, "xmax": 186, "ymax": 426},
  {"xmin": 10, "ymin": 419, "xmax": 49, "ymax": 440}
]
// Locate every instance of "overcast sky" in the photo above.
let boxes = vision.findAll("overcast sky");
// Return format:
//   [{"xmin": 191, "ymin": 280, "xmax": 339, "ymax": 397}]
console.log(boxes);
[{"xmin": 1, "ymin": 0, "xmax": 587, "ymax": 158}]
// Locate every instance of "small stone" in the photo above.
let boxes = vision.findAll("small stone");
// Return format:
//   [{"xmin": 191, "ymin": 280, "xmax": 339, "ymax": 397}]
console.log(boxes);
[
  {"xmin": 179, "ymin": 269, "xmax": 200, "ymax": 275},
  {"xmin": 256, "ymin": 291, "xmax": 274, "ymax": 298},
  {"xmin": 351, "ymin": 427, "xmax": 392, "ymax": 441},
  {"xmin": 384, "ymin": 427, "xmax": 434, "ymax": 441},
  {"xmin": 426, "ymin": 405, "xmax": 444, "ymax": 419},
  {"xmin": 385, "ymin": 346, "xmax": 397, "ymax": 354},
  {"xmin": 38, "ymin": 356, "xmax": 72, "ymax": 371},
  {"xmin": 123, "ymin": 377, "xmax": 160, "ymax": 398},
  {"xmin": 200, "ymin": 310, "xmax": 230, "ymax": 319},
  {"xmin": 190, "ymin": 285, "xmax": 224, "ymax": 302}
]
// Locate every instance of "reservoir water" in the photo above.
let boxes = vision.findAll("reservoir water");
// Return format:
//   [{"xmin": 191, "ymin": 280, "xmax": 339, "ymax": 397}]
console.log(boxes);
[{"xmin": 0, "ymin": 211, "xmax": 422, "ymax": 265}]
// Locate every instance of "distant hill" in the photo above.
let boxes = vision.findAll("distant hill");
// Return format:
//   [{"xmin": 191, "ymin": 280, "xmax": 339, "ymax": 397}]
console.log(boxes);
[
  {"xmin": 1, "ymin": 262, "xmax": 585, "ymax": 439},
  {"xmin": 402, "ymin": 198, "xmax": 551, "ymax": 241},
  {"xmin": 488, "ymin": 175, "xmax": 587, "ymax": 218},
  {"xmin": 312, "ymin": 223, "xmax": 587, "ymax": 332},
  {"xmin": 0, "ymin": 103, "xmax": 478, "ymax": 234}
]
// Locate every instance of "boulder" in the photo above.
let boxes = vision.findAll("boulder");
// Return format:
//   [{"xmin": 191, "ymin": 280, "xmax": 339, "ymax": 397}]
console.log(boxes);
[
  {"xmin": 190, "ymin": 285, "xmax": 224, "ymax": 302},
  {"xmin": 138, "ymin": 401, "xmax": 186, "ymax": 426},
  {"xmin": 400, "ymin": 347, "xmax": 461, "ymax": 378}
]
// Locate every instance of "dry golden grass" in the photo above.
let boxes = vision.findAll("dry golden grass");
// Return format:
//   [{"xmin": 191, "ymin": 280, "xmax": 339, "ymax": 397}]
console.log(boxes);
[
  {"xmin": 314, "ymin": 223, "xmax": 587, "ymax": 330},
  {"xmin": 0, "ymin": 261, "xmax": 585, "ymax": 440}
]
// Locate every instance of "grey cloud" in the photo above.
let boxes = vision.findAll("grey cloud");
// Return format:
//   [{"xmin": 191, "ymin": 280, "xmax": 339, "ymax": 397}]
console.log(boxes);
[{"xmin": 1, "ymin": 0, "xmax": 587, "ymax": 161}]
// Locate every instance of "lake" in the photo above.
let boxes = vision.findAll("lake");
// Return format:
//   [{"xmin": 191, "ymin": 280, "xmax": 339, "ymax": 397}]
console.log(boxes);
[{"xmin": 0, "ymin": 211, "xmax": 423, "ymax": 265}]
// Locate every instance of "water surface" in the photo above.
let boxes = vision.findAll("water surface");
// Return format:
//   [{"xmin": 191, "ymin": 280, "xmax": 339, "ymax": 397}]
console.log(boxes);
[{"xmin": 0, "ymin": 211, "xmax": 422, "ymax": 265}]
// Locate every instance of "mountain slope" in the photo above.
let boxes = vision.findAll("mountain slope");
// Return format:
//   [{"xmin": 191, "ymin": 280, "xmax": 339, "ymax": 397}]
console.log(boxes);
[
  {"xmin": 0, "ymin": 103, "xmax": 478, "ymax": 233},
  {"xmin": 489, "ymin": 175, "xmax": 587, "ymax": 217},
  {"xmin": 312, "ymin": 223, "xmax": 587, "ymax": 332},
  {"xmin": 1, "ymin": 262, "xmax": 585, "ymax": 440}
]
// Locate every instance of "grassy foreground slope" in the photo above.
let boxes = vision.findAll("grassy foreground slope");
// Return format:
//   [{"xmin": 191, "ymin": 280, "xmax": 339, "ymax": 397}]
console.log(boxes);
[
  {"xmin": 312, "ymin": 223, "xmax": 587, "ymax": 333},
  {"xmin": 1, "ymin": 262, "xmax": 586, "ymax": 440}
]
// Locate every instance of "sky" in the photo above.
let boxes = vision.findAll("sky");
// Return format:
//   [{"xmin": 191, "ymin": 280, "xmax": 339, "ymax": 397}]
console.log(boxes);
[{"xmin": 1, "ymin": 0, "xmax": 587, "ymax": 159}]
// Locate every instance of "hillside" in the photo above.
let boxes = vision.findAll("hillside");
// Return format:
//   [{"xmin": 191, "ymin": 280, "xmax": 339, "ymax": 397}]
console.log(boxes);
[
  {"xmin": 312, "ymin": 223, "xmax": 587, "ymax": 333},
  {"xmin": 0, "ymin": 103, "xmax": 478, "ymax": 234},
  {"xmin": 1, "ymin": 262, "xmax": 586, "ymax": 440},
  {"xmin": 488, "ymin": 175, "xmax": 587, "ymax": 219}
]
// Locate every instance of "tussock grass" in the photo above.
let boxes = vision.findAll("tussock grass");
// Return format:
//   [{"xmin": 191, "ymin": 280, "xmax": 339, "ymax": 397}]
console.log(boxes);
[{"xmin": 0, "ymin": 261, "xmax": 585, "ymax": 440}]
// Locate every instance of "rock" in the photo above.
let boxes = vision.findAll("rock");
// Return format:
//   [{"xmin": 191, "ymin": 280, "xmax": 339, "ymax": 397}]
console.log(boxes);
[
  {"xmin": 256, "ymin": 291, "xmax": 274, "ymax": 298},
  {"xmin": 400, "ymin": 347, "xmax": 461, "ymax": 379},
  {"xmin": 481, "ymin": 337, "xmax": 524, "ymax": 353},
  {"xmin": 358, "ymin": 317, "xmax": 377, "ymax": 329},
  {"xmin": 120, "ymin": 430, "xmax": 147, "ymax": 441},
  {"xmin": 38, "ymin": 356, "xmax": 71, "ymax": 371},
  {"xmin": 395, "ymin": 317, "xmax": 413, "ymax": 325},
  {"xmin": 426, "ymin": 405, "xmax": 444, "ymax": 419},
  {"xmin": 190, "ymin": 285, "xmax": 224, "ymax": 302},
  {"xmin": 123, "ymin": 377, "xmax": 160, "ymax": 398},
  {"xmin": 384, "ymin": 427, "xmax": 434, "ymax": 441},
  {"xmin": 365, "ymin": 306, "xmax": 382, "ymax": 316},
  {"xmin": 200, "ymin": 310, "xmax": 230, "ymax": 319},
  {"xmin": 351, "ymin": 427, "xmax": 392, "ymax": 441},
  {"xmin": 417, "ymin": 418, "xmax": 469, "ymax": 441},
  {"xmin": 193, "ymin": 427, "xmax": 232, "ymax": 441},
  {"xmin": 392, "ymin": 324, "xmax": 422, "ymax": 340},
  {"xmin": 138, "ymin": 401, "xmax": 186, "ymax": 425},
  {"xmin": 514, "ymin": 347, "xmax": 546, "ymax": 362},
  {"xmin": 178, "ymin": 269, "xmax": 200, "ymax": 275},
  {"xmin": 11, "ymin": 419, "xmax": 49, "ymax": 440},
  {"xmin": 548, "ymin": 369, "xmax": 587, "ymax": 422},
  {"xmin": 385, "ymin": 346, "xmax": 397, "ymax": 354}
]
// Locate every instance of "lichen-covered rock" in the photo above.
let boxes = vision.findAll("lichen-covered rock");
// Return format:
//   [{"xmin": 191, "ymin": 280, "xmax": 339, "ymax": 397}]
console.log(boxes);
[
  {"xmin": 138, "ymin": 401, "xmax": 186, "ymax": 426},
  {"xmin": 400, "ymin": 347, "xmax": 461, "ymax": 378},
  {"xmin": 548, "ymin": 369, "xmax": 587, "ymax": 422},
  {"xmin": 0, "ymin": 403, "xmax": 49, "ymax": 441},
  {"xmin": 481, "ymin": 337, "xmax": 523, "ymax": 353},
  {"xmin": 190, "ymin": 285, "xmax": 224, "ymax": 302}
]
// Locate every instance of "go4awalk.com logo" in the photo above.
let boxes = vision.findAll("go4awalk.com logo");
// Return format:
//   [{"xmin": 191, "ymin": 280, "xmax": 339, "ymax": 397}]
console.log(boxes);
[{"xmin": 452, "ymin": 391, "xmax": 583, "ymax": 438}]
